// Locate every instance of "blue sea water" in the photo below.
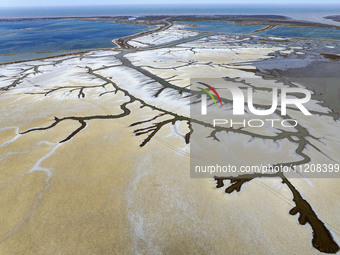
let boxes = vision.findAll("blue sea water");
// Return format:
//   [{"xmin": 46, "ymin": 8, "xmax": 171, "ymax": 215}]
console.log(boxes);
[
  {"xmin": 185, "ymin": 21, "xmax": 264, "ymax": 34},
  {"xmin": 187, "ymin": 21, "xmax": 340, "ymax": 40},
  {"xmin": 257, "ymin": 26, "xmax": 340, "ymax": 40},
  {"xmin": 1, "ymin": 5, "xmax": 340, "ymax": 63},
  {"xmin": 0, "ymin": 19, "xmax": 154, "ymax": 63},
  {"xmin": 187, "ymin": 22, "xmax": 340, "ymax": 40}
]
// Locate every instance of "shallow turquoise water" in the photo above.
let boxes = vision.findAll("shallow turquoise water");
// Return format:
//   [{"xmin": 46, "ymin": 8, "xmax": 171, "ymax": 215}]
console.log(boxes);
[{"xmin": 185, "ymin": 21, "xmax": 264, "ymax": 34}]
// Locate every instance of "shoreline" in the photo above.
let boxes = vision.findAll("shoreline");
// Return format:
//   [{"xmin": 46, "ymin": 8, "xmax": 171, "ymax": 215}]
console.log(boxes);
[
  {"xmin": 112, "ymin": 18, "xmax": 172, "ymax": 48},
  {"xmin": 1, "ymin": 15, "xmax": 340, "ymax": 65},
  {"xmin": 1, "ymin": 14, "xmax": 339, "ymax": 28}
]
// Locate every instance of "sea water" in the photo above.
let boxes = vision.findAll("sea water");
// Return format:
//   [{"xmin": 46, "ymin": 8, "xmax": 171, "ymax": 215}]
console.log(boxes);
[
  {"xmin": 1, "ymin": 5, "xmax": 340, "ymax": 63},
  {"xmin": 0, "ymin": 18, "xmax": 154, "ymax": 63}
]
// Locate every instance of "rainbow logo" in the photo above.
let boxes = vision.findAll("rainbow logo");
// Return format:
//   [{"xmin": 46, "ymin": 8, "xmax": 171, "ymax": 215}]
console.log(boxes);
[{"xmin": 198, "ymin": 82, "xmax": 223, "ymax": 106}]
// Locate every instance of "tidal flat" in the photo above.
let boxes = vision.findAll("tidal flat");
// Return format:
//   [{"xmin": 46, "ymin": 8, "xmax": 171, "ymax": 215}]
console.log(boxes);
[{"xmin": 0, "ymin": 15, "xmax": 340, "ymax": 255}]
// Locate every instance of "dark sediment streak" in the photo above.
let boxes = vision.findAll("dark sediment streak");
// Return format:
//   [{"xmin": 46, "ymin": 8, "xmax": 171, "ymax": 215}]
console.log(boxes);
[
  {"xmin": 5, "ymin": 26, "xmax": 339, "ymax": 253},
  {"xmin": 215, "ymin": 173, "xmax": 340, "ymax": 254},
  {"xmin": 321, "ymin": 53, "xmax": 340, "ymax": 61}
]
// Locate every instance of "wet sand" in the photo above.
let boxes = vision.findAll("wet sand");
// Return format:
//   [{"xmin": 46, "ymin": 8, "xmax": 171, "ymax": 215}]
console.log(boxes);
[{"xmin": 0, "ymin": 19, "xmax": 340, "ymax": 255}]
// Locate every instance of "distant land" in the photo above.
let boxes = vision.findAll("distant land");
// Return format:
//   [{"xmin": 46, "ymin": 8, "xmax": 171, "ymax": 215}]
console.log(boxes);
[{"xmin": 326, "ymin": 15, "xmax": 340, "ymax": 22}]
